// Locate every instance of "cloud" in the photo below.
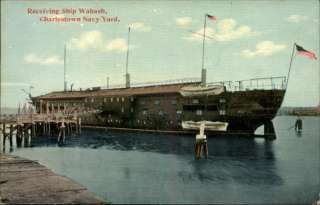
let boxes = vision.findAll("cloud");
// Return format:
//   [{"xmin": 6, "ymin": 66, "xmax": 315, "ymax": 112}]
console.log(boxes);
[
  {"xmin": 69, "ymin": 30, "xmax": 103, "ymax": 50},
  {"xmin": 129, "ymin": 22, "xmax": 151, "ymax": 32},
  {"xmin": 176, "ymin": 17, "xmax": 193, "ymax": 27},
  {"xmin": 285, "ymin": 15, "xmax": 308, "ymax": 23},
  {"xmin": 24, "ymin": 53, "xmax": 63, "ymax": 65},
  {"xmin": 1, "ymin": 82, "xmax": 31, "ymax": 87},
  {"xmin": 184, "ymin": 18, "xmax": 261, "ymax": 42},
  {"xmin": 105, "ymin": 38, "xmax": 128, "ymax": 52},
  {"xmin": 240, "ymin": 41, "xmax": 287, "ymax": 58},
  {"xmin": 68, "ymin": 30, "xmax": 135, "ymax": 53}
]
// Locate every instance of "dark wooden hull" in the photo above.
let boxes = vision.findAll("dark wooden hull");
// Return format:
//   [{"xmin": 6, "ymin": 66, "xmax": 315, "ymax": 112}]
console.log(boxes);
[{"xmin": 81, "ymin": 89, "xmax": 285, "ymax": 135}]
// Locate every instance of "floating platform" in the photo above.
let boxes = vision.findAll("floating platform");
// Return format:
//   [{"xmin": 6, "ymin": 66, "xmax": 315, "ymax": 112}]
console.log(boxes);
[{"xmin": 0, "ymin": 154, "xmax": 108, "ymax": 204}]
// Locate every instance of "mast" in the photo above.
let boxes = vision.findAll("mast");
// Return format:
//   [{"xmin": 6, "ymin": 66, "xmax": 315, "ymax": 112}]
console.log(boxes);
[
  {"xmin": 64, "ymin": 44, "xmax": 67, "ymax": 91},
  {"xmin": 125, "ymin": 27, "xmax": 131, "ymax": 88},
  {"xmin": 201, "ymin": 14, "xmax": 207, "ymax": 87}
]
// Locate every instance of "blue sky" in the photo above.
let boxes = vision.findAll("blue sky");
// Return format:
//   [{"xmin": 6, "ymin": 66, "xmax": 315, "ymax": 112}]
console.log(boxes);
[{"xmin": 1, "ymin": 0, "xmax": 319, "ymax": 108}]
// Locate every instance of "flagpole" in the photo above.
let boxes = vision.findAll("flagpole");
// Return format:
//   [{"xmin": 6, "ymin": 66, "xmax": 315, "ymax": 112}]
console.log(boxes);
[
  {"xmin": 285, "ymin": 42, "xmax": 296, "ymax": 90},
  {"xmin": 279, "ymin": 42, "xmax": 297, "ymax": 108},
  {"xmin": 125, "ymin": 27, "xmax": 131, "ymax": 88},
  {"xmin": 126, "ymin": 27, "xmax": 131, "ymax": 75},
  {"xmin": 64, "ymin": 44, "xmax": 67, "ymax": 92},
  {"xmin": 201, "ymin": 14, "xmax": 207, "ymax": 70},
  {"xmin": 201, "ymin": 14, "xmax": 207, "ymax": 86}
]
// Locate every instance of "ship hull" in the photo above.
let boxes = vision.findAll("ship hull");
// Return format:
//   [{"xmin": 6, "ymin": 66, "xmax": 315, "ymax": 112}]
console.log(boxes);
[{"xmin": 82, "ymin": 89, "xmax": 285, "ymax": 135}]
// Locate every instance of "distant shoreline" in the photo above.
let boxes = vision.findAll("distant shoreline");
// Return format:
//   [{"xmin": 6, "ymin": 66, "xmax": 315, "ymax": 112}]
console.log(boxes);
[{"xmin": 278, "ymin": 106, "xmax": 320, "ymax": 116}]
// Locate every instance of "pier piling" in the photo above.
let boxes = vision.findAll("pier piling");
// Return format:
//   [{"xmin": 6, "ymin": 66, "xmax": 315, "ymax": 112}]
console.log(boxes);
[
  {"xmin": 264, "ymin": 121, "xmax": 276, "ymax": 140},
  {"xmin": 194, "ymin": 139, "xmax": 208, "ymax": 159},
  {"xmin": 2, "ymin": 123, "xmax": 6, "ymax": 147},
  {"xmin": 1, "ymin": 107, "xmax": 81, "ymax": 146},
  {"xmin": 9, "ymin": 124, "xmax": 13, "ymax": 147}
]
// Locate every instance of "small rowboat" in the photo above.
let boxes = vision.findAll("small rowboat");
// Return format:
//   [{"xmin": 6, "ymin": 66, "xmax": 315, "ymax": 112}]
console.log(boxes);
[
  {"xmin": 182, "ymin": 120, "xmax": 228, "ymax": 131},
  {"xmin": 180, "ymin": 85, "xmax": 224, "ymax": 97}
]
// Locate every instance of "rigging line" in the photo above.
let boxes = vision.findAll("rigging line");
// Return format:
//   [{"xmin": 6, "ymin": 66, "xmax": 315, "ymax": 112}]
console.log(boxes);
[
  {"xmin": 187, "ymin": 30, "xmax": 215, "ymax": 40},
  {"xmin": 286, "ymin": 42, "xmax": 297, "ymax": 90}
]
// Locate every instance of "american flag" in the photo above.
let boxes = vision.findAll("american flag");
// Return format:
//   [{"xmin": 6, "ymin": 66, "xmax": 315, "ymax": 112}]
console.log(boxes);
[
  {"xmin": 296, "ymin": 44, "xmax": 317, "ymax": 60},
  {"xmin": 206, "ymin": 14, "xmax": 217, "ymax": 21}
]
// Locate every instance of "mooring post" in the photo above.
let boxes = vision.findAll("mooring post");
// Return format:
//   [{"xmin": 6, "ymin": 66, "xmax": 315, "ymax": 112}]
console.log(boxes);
[
  {"xmin": 31, "ymin": 123, "xmax": 35, "ymax": 138},
  {"xmin": 194, "ymin": 122, "xmax": 208, "ymax": 159},
  {"xmin": 62, "ymin": 125, "xmax": 66, "ymax": 144},
  {"xmin": 48, "ymin": 122, "xmax": 51, "ymax": 137},
  {"xmin": 24, "ymin": 125, "xmax": 29, "ymax": 147},
  {"xmin": 28, "ymin": 127, "xmax": 32, "ymax": 146},
  {"xmin": 9, "ymin": 124, "xmax": 13, "ymax": 148},
  {"xmin": 2, "ymin": 123, "xmax": 6, "ymax": 148},
  {"xmin": 264, "ymin": 121, "xmax": 276, "ymax": 140},
  {"xmin": 16, "ymin": 125, "xmax": 21, "ymax": 147},
  {"xmin": 75, "ymin": 120, "xmax": 79, "ymax": 135},
  {"xmin": 79, "ymin": 117, "xmax": 82, "ymax": 134},
  {"xmin": 67, "ymin": 122, "xmax": 70, "ymax": 136},
  {"xmin": 204, "ymin": 141, "xmax": 208, "ymax": 158},
  {"xmin": 42, "ymin": 122, "xmax": 46, "ymax": 135},
  {"xmin": 58, "ymin": 120, "xmax": 66, "ymax": 144}
]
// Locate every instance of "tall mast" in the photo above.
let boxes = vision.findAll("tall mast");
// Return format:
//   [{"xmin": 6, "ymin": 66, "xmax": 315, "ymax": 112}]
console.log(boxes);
[
  {"xmin": 125, "ymin": 27, "xmax": 131, "ymax": 88},
  {"xmin": 64, "ymin": 44, "xmax": 67, "ymax": 91},
  {"xmin": 201, "ymin": 14, "xmax": 207, "ymax": 87}
]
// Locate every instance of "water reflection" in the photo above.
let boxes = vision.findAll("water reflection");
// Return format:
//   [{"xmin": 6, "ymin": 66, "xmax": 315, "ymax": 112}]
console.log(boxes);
[
  {"xmin": 1, "ymin": 128, "xmax": 283, "ymax": 186},
  {"xmin": 26, "ymin": 128, "xmax": 282, "ymax": 187}
]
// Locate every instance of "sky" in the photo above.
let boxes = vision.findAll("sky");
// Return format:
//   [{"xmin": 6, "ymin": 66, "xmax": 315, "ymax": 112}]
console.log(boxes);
[{"xmin": 1, "ymin": 0, "xmax": 319, "ymax": 108}]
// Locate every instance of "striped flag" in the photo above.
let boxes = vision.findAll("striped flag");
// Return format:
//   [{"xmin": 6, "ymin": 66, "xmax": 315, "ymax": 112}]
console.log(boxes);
[
  {"xmin": 296, "ymin": 44, "xmax": 317, "ymax": 60},
  {"xmin": 206, "ymin": 14, "xmax": 217, "ymax": 22}
]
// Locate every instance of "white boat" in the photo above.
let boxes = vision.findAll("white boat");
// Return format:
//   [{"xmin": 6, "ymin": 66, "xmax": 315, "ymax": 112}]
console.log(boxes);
[
  {"xmin": 180, "ymin": 85, "xmax": 224, "ymax": 97},
  {"xmin": 182, "ymin": 120, "xmax": 228, "ymax": 131}
]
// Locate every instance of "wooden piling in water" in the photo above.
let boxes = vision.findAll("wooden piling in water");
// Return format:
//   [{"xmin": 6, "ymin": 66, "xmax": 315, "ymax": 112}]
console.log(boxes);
[
  {"xmin": 2, "ymin": 123, "xmax": 6, "ymax": 147},
  {"xmin": 67, "ymin": 122, "xmax": 70, "ymax": 136},
  {"xmin": 78, "ymin": 117, "xmax": 82, "ymax": 134},
  {"xmin": 23, "ymin": 125, "xmax": 30, "ymax": 147},
  {"xmin": 75, "ymin": 121, "xmax": 79, "ymax": 135},
  {"xmin": 31, "ymin": 123, "xmax": 35, "ymax": 138},
  {"xmin": 43, "ymin": 122, "xmax": 46, "ymax": 136},
  {"xmin": 58, "ymin": 121, "xmax": 66, "ymax": 144},
  {"xmin": 16, "ymin": 125, "xmax": 22, "ymax": 147},
  {"xmin": 194, "ymin": 139, "xmax": 208, "ymax": 159},
  {"xmin": 9, "ymin": 124, "xmax": 13, "ymax": 147},
  {"xmin": 48, "ymin": 122, "xmax": 51, "ymax": 137}
]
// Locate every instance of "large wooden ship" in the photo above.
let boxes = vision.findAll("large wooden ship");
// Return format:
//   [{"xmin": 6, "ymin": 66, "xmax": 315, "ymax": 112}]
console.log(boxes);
[{"xmin": 31, "ymin": 76, "xmax": 286, "ymax": 136}]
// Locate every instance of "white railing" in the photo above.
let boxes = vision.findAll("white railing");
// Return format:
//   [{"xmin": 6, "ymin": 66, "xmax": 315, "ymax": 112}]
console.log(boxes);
[{"xmin": 207, "ymin": 76, "xmax": 287, "ymax": 92}]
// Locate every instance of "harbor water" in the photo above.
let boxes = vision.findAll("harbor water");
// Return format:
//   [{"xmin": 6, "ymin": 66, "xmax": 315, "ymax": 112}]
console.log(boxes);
[{"xmin": 2, "ymin": 116, "xmax": 320, "ymax": 204}]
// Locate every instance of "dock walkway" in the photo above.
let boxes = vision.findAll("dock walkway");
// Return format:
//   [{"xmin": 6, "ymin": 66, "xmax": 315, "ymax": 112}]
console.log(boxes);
[{"xmin": 0, "ymin": 154, "xmax": 108, "ymax": 204}]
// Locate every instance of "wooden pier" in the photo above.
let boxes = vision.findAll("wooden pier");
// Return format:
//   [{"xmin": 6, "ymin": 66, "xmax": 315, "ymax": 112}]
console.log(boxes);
[
  {"xmin": 0, "ymin": 105, "xmax": 82, "ymax": 149},
  {"xmin": 0, "ymin": 154, "xmax": 108, "ymax": 204}
]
